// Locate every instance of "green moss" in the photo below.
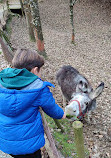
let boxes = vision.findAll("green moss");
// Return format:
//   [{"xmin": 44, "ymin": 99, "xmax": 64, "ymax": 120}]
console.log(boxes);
[
  {"xmin": 0, "ymin": 0, "xmax": 3, "ymax": 3},
  {"xmin": 4, "ymin": 13, "xmax": 19, "ymax": 36},
  {"xmin": 5, "ymin": 14, "xmax": 13, "ymax": 37},
  {"xmin": 45, "ymin": 114, "xmax": 89, "ymax": 157},
  {"xmin": 53, "ymin": 131, "xmax": 76, "ymax": 157}
]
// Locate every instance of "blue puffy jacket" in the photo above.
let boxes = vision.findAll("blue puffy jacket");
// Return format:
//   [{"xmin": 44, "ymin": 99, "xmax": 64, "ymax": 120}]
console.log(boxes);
[{"xmin": 0, "ymin": 68, "xmax": 64, "ymax": 155}]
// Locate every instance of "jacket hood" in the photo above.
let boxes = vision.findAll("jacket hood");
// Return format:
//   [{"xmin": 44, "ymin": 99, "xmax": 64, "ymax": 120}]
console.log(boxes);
[
  {"xmin": 0, "ymin": 81, "xmax": 54, "ymax": 117},
  {"xmin": 0, "ymin": 68, "xmax": 38, "ymax": 89}
]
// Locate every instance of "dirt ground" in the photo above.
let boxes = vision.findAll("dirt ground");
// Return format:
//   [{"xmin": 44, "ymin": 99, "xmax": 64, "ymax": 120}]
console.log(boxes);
[{"xmin": 0, "ymin": 0, "xmax": 111, "ymax": 157}]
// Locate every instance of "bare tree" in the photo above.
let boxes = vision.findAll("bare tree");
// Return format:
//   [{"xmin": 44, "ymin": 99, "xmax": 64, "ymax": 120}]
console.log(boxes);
[
  {"xmin": 69, "ymin": 0, "xmax": 78, "ymax": 44},
  {"xmin": 6, "ymin": 0, "xmax": 10, "ymax": 12},
  {"xmin": 29, "ymin": 0, "xmax": 47, "ymax": 57},
  {"xmin": 19, "ymin": 0, "xmax": 25, "ymax": 16},
  {"xmin": 0, "ymin": 30, "xmax": 14, "ymax": 63},
  {"xmin": 23, "ymin": 0, "xmax": 36, "ymax": 42}
]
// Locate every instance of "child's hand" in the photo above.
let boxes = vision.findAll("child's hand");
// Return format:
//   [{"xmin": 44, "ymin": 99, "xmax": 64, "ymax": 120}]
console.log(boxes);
[{"xmin": 62, "ymin": 113, "xmax": 66, "ymax": 119}]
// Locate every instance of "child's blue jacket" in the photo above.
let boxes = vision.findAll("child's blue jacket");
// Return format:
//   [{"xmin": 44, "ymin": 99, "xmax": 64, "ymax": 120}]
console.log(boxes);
[{"xmin": 0, "ymin": 68, "xmax": 64, "ymax": 155}]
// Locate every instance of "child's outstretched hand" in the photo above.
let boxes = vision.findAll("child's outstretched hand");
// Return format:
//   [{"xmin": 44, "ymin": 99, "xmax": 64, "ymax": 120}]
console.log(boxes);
[{"xmin": 62, "ymin": 113, "xmax": 66, "ymax": 119}]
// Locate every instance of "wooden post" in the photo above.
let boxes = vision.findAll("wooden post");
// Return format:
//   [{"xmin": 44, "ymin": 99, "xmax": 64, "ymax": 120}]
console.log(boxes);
[
  {"xmin": 72, "ymin": 121, "xmax": 85, "ymax": 158},
  {"xmin": 53, "ymin": 119, "xmax": 64, "ymax": 133}
]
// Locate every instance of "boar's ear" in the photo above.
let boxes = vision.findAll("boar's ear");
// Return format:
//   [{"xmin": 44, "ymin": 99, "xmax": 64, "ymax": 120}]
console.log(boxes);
[{"xmin": 89, "ymin": 82, "xmax": 104, "ymax": 100}]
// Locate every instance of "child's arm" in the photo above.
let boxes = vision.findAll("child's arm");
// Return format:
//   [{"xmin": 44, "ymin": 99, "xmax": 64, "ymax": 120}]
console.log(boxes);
[{"xmin": 39, "ymin": 86, "xmax": 65, "ymax": 119}]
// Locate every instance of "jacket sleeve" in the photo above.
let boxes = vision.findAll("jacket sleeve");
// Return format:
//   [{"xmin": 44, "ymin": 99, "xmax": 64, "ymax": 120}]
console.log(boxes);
[{"xmin": 39, "ymin": 86, "xmax": 64, "ymax": 119}]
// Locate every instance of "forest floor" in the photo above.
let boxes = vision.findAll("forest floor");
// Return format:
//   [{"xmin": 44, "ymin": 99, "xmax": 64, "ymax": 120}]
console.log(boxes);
[{"xmin": 0, "ymin": 0, "xmax": 111, "ymax": 157}]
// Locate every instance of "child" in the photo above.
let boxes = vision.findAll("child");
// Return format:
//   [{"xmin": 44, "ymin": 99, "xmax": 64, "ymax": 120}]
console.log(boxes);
[{"xmin": 0, "ymin": 48, "xmax": 65, "ymax": 158}]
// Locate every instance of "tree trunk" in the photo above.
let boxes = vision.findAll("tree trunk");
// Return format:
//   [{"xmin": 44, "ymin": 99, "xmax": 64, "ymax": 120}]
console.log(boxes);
[
  {"xmin": 19, "ymin": 0, "xmax": 25, "ymax": 16},
  {"xmin": 6, "ymin": 0, "xmax": 10, "ymax": 12},
  {"xmin": 0, "ymin": 30, "xmax": 14, "ymax": 63},
  {"xmin": 69, "ymin": 0, "xmax": 77, "ymax": 44},
  {"xmin": 29, "ymin": 0, "xmax": 47, "ymax": 57},
  {"xmin": 53, "ymin": 119, "xmax": 64, "ymax": 133},
  {"xmin": 0, "ymin": 36, "xmax": 13, "ymax": 64},
  {"xmin": 23, "ymin": 0, "xmax": 35, "ymax": 42}
]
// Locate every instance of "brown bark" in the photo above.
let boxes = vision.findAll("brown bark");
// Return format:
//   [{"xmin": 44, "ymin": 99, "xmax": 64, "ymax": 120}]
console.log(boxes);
[
  {"xmin": 23, "ymin": 0, "xmax": 35, "ymax": 41},
  {"xmin": 29, "ymin": 0, "xmax": 47, "ymax": 57},
  {"xmin": 70, "ymin": 0, "xmax": 77, "ymax": 44},
  {"xmin": 19, "ymin": 0, "xmax": 25, "ymax": 16},
  {"xmin": 0, "ymin": 36, "xmax": 13, "ymax": 63}
]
